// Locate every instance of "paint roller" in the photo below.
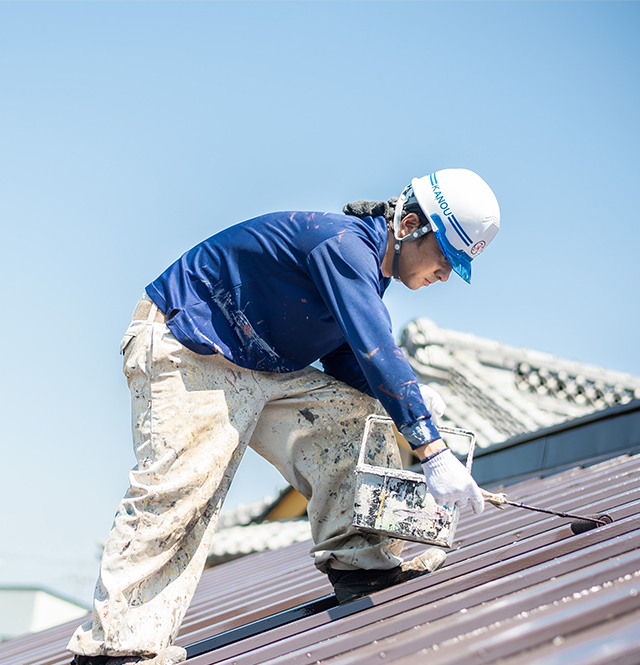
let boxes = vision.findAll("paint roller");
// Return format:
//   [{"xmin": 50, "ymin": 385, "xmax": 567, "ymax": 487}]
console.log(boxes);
[{"xmin": 480, "ymin": 489, "xmax": 613, "ymax": 534}]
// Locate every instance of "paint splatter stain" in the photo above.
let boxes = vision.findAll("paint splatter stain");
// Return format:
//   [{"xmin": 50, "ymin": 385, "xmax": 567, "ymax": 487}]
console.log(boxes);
[{"xmin": 299, "ymin": 408, "xmax": 317, "ymax": 424}]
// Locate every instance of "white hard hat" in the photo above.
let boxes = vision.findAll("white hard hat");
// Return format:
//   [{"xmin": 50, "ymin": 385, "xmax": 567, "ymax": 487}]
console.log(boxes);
[{"xmin": 394, "ymin": 168, "xmax": 500, "ymax": 284}]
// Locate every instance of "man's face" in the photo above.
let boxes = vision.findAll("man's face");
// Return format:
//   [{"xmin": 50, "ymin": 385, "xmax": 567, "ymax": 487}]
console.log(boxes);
[{"xmin": 397, "ymin": 217, "xmax": 452, "ymax": 290}]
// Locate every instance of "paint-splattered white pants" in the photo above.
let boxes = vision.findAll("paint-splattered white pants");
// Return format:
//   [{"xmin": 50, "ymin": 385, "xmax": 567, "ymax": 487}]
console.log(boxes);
[{"xmin": 68, "ymin": 298, "xmax": 404, "ymax": 657}]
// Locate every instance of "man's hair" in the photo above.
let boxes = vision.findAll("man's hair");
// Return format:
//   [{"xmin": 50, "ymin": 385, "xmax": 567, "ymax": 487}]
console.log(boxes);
[{"xmin": 343, "ymin": 199, "xmax": 430, "ymax": 237}]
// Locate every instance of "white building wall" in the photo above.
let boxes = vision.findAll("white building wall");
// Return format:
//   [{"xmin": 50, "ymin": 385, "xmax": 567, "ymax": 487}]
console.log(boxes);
[
  {"xmin": 0, "ymin": 588, "xmax": 87, "ymax": 641},
  {"xmin": 31, "ymin": 590, "xmax": 88, "ymax": 633}
]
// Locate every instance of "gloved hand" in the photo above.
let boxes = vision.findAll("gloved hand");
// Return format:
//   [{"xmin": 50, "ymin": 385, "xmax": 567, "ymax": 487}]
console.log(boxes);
[
  {"xmin": 419, "ymin": 384, "xmax": 446, "ymax": 426},
  {"xmin": 421, "ymin": 448, "xmax": 485, "ymax": 514}
]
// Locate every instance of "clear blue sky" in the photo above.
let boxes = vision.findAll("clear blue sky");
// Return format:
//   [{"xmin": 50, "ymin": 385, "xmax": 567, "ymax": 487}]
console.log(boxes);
[{"xmin": 1, "ymin": 2, "xmax": 638, "ymax": 606}]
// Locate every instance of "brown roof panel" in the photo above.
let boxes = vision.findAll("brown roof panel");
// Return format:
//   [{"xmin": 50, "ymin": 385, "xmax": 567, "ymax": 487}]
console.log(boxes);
[
  {"xmin": 498, "ymin": 608, "xmax": 640, "ymax": 665},
  {"xmin": 2, "ymin": 443, "xmax": 640, "ymax": 665},
  {"xmin": 181, "ymin": 452, "xmax": 640, "ymax": 665},
  {"xmin": 195, "ymin": 517, "xmax": 640, "ymax": 665}
]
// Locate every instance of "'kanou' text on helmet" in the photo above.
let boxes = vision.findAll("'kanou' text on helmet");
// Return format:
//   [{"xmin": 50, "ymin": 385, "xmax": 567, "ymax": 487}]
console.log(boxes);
[{"xmin": 394, "ymin": 168, "xmax": 500, "ymax": 284}]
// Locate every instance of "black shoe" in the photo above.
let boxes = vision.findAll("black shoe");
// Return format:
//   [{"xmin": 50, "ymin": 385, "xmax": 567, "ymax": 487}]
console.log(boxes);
[
  {"xmin": 70, "ymin": 657, "xmax": 111, "ymax": 665},
  {"xmin": 327, "ymin": 548, "xmax": 447, "ymax": 604},
  {"xmin": 71, "ymin": 647, "xmax": 187, "ymax": 665}
]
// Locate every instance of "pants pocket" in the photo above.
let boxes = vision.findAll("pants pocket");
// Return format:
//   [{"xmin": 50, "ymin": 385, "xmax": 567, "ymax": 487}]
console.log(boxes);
[
  {"xmin": 120, "ymin": 333, "xmax": 136, "ymax": 356},
  {"xmin": 120, "ymin": 319, "xmax": 149, "ymax": 377}
]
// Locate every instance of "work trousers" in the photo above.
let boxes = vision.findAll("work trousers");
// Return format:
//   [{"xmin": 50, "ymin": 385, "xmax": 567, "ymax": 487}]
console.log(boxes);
[{"xmin": 68, "ymin": 298, "xmax": 404, "ymax": 657}]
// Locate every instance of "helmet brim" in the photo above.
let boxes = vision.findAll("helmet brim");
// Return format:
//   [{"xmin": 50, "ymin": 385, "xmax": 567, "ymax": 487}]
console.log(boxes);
[{"xmin": 429, "ymin": 213, "xmax": 472, "ymax": 284}]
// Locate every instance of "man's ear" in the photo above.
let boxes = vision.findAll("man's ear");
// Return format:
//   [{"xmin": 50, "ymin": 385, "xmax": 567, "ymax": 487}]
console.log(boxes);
[{"xmin": 398, "ymin": 212, "xmax": 422, "ymax": 238}]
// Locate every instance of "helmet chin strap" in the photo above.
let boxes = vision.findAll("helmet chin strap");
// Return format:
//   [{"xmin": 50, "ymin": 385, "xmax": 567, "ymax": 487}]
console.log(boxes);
[
  {"xmin": 392, "ymin": 225, "xmax": 431, "ymax": 281},
  {"xmin": 392, "ymin": 239, "xmax": 403, "ymax": 282},
  {"xmin": 392, "ymin": 186, "xmax": 409, "ymax": 283}
]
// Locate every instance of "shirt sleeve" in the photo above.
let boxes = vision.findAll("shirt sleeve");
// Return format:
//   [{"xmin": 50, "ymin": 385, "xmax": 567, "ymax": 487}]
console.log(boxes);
[{"xmin": 306, "ymin": 231, "xmax": 440, "ymax": 449}]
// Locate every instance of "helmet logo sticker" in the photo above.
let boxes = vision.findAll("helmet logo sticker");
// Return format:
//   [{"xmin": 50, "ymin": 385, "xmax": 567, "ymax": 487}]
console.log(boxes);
[
  {"xmin": 471, "ymin": 240, "xmax": 486, "ymax": 256},
  {"xmin": 430, "ymin": 176, "xmax": 453, "ymax": 217}
]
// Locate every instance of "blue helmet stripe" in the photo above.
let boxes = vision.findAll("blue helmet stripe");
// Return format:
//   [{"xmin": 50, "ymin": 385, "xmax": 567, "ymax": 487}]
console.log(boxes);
[
  {"xmin": 448, "ymin": 214, "xmax": 473, "ymax": 246},
  {"xmin": 447, "ymin": 216, "xmax": 472, "ymax": 246}
]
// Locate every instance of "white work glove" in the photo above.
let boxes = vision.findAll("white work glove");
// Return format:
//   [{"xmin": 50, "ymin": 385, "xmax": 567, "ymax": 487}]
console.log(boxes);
[
  {"xmin": 419, "ymin": 384, "xmax": 446, "ymax": 426},
  {"xmin": 421, "ymin": 449, "xmax": 485, "ymax": 514}
]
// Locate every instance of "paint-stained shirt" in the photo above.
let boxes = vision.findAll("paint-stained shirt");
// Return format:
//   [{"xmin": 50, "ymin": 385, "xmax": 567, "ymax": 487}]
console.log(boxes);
[{"xmin": 146, "ymin": 211, "xmax": 439, "ymax": 448}]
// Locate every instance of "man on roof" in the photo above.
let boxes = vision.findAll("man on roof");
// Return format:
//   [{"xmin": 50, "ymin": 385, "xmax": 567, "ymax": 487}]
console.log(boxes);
[{"xmin": 69, "ymin": 168, "xmax": 500, "ymax": 665}]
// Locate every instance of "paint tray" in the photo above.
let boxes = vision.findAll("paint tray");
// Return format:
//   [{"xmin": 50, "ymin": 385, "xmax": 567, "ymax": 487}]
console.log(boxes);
[{"xmin": 352, "ymin": 414, "xmax": 476, "ymax": 548}]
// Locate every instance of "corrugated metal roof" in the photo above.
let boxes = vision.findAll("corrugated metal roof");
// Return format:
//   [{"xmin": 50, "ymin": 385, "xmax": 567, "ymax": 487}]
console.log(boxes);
[{"xmin": 4, "ymin": 444, "xmax": 640, "ymax": 665}]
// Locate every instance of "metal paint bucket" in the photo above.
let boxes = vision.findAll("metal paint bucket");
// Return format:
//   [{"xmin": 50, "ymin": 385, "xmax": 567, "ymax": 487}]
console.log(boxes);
[{"xmin": 352, "ymin": 414, "xmax": 476, "ymax": 548}]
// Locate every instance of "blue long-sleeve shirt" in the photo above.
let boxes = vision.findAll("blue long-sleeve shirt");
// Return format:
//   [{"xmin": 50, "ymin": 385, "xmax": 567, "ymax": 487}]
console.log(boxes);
[{"xmin": 146, "ymin": 211, "xmax": 439, "ymax": 448}]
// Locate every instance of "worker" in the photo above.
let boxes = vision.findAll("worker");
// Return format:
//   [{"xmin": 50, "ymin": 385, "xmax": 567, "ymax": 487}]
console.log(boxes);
[{"xmin": 68, "ymin": 168, "xmax": 500, "ymax": 665}]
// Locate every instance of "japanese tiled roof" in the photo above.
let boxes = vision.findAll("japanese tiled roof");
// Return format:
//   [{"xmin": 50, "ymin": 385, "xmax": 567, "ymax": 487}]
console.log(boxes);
[
  {"xmin": 206, "ymin": 488, "xmax": 312, "ymax": 567},
  {"xmin": 207, "ymin": 518, "xmax": 312, "ymax": 566},
  {"xmin": 5, "ymin": 402, "xmax": 640, "ymax": 665},
  {"xmin": 401, "ymin": 318, "xmax": 640, "ymax": 450}
]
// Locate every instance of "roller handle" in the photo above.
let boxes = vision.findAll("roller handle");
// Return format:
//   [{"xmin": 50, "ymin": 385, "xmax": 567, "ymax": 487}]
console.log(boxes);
[{"xmin": 480, "ymin": 488, "xmax": 608, "ymax": 525}]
